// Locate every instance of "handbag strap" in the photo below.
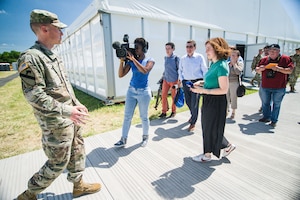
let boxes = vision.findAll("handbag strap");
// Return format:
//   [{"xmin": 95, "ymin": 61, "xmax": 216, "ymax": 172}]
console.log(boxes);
[{"xmin": 238, "ymin": 74, "xmax": 242, "ymax": 86}]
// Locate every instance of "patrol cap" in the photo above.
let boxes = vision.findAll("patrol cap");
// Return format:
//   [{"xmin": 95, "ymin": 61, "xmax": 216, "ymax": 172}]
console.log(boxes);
[
  {"xmin": 269, "ymin": 44, "xmax": 280, "ymax": 49},
  {"xmin": 30, "ymin": 9, "xmax": 67, "ymax": 28}
]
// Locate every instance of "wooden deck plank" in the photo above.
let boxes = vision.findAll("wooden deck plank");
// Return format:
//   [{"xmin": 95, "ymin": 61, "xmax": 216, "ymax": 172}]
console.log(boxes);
[{"xmin": 1, "ymin": 83, "xmax": 300, "ymax": 200}]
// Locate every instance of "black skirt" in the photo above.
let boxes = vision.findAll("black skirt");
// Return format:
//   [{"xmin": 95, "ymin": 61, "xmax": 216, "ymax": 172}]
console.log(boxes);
[{"xmin": 201, "ymin": 94, "xmax": 228, "ymax": 158}]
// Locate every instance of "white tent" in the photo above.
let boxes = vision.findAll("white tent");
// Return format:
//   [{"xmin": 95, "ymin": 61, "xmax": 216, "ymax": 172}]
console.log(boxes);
[{"xmin": 57, "ymin": 0, "xmax": 300, "ymax": 104}]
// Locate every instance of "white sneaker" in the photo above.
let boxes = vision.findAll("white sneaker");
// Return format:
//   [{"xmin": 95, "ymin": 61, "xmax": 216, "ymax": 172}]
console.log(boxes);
[
  {"xmin": 141, "ymin": 135, "xmax": 148, "ymax": 147},
  {"xmin": 192, "ymin": 154, "xmax": 211, "ymax": 162},
  {"xmin": 141, "ymin": 140, "xmax": 148, "ymax": 147},
  {"xmin": 223, "ymin": 144, "xmax": 236, "ymax": 157}
]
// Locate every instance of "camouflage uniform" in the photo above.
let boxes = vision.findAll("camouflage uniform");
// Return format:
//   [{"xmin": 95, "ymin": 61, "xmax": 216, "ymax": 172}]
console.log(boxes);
[
  {"xmin": 250, "ymin": 53, "xmax": 263, "ymax": 86},
  {"xmin": 17, "ymin": 10, "xmax": 100, "ymax": 200},
  {"xmin": 18, "ymin": 42, "xmax": 85, "ymax": 194},
  {"xmin": 289, "ymin": 53, "xmax": 300, "ymax": 91}
]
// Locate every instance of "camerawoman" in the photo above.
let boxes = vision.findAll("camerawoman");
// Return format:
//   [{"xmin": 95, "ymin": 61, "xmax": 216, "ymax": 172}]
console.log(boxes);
[{"xmin": 113, "ymin": 37, "xmax": 155, "ymax": 148}]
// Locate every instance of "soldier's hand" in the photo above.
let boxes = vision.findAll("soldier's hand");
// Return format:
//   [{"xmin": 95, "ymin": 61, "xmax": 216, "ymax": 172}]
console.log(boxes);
[
  {"xmin": 78, "ymin": 104, "xmax": 89, "ymax": 114},
  {"xmin": 70, "ymin": 105, "xmax": 89, "ymax": 126}
]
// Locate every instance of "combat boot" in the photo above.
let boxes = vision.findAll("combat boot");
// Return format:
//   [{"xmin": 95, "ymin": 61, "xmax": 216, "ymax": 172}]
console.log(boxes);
[
  {"xmin": 17, "ymin": 190, "xmax": 37, "ymax": 200},
  {"xmin": 290, "ymin": 86, "xmax": 295, "ymax": 92},
  {"xmin": 73, "ymin": 179, "xmax": 101, "ymax": 198}
]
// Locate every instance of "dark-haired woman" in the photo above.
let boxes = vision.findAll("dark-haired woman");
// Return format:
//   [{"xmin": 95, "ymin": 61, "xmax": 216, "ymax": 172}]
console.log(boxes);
[{"xmin": 114, "ymin": 38, "xmax": 155, "ymax": 147}]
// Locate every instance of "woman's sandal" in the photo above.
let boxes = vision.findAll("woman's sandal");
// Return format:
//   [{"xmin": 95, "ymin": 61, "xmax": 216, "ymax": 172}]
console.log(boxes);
[{"xmin": 230, "ymin": 112, "xmax": 235, "ymax": 119}]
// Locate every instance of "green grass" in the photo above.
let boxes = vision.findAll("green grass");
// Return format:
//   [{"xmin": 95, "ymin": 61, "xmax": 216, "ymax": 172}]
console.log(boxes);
[
  {"xmin": 0, "ymin": 71, "xmax": 256, "ymax": 159},
  {"xmin": 0, "ymin": 71, "xmax": 189, "ymax": 159},
  {"xmin": 245, "ymin": 88, "xmax": 257, "ymax": 95}
]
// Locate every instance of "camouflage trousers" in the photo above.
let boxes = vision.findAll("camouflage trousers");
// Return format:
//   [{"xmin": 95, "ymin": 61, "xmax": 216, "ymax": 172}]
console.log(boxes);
[
  {"xmin": 27, "ymin": 123, "xmax": 86, "ymax": 194},
  {"xmin": 288, "ymin": 70, "xmax": 300, "ymax": 86},
  {"xmin": 251, "ymin": 73, "xmax": 261, "ymax": 84}
]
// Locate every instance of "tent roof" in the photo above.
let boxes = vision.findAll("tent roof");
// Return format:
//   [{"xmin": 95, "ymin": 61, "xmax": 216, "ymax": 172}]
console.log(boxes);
[
  {"xmin": 64, "ymin": 0, "xmax": 300, "ymax": 43},
  {"xmin": 65, "ymin": 0, "xmax": 223, "ymax": 35}
]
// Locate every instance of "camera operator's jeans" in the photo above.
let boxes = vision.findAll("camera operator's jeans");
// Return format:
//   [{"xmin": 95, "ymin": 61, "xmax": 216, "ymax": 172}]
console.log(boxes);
[
  {"xmin": 122, "ymin": 86, "xmax": 151, "ymax": 139},
  {"xmin": 260, "ymin": 87, "xmax": 286, "ymax": 123}
]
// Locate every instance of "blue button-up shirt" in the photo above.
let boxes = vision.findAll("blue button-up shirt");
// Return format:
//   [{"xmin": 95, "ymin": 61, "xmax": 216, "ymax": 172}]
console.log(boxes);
[
  {"xmin": 178, "ymin": 52, "xmax": 208, "ymax": 81},
  {"xmin": 163, "ymin": 54, "xmax": 179, "ymax": 82}
]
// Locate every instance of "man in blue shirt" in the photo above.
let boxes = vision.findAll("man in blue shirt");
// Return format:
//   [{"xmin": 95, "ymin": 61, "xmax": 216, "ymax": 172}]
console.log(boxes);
[
  {"xmin": 178, "ymin": 40, "xmax": 208, "ymax": 131},
  {"xmin": 159, "ymin": 42, "xmax": 180, "ymax": 118}
]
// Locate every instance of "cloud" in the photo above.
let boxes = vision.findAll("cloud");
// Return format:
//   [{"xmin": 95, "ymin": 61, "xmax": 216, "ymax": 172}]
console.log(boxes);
[
  {"xmin": 1, "ymin": 43, "xmax": 15, "ymax": 47},
  {"xmin": 0, "ymin": 10, "xmax": 7, "ymax": 14}
]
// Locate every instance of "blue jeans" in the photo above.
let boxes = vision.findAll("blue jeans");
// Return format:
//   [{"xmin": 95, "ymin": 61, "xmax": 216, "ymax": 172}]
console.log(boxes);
[
  {"xmin": 122, "ymin": 86, "xmax": 151, "ymax": 138},
  {"xmin": 260, "ymin": 87, "xmax": 286, "ymax": 123}
]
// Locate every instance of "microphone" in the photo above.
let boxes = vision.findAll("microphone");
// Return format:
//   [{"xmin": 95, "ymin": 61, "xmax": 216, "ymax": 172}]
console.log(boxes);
[{"xmin": 112, "ymin": 41, "xmax": 121, "ymax": 49}]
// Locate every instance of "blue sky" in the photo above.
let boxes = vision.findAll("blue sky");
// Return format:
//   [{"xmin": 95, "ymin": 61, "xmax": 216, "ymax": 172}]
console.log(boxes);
[
  {"xmin": 280, "ymin": 0, "xmax": 300, "ymax": 32},
  {"xmin": 0, "ymin": 0, "xmax": 93, "ymax": 53},
  {"xmin": 0, "ymin": 0, "xmax": 299, "ymax": 54}
]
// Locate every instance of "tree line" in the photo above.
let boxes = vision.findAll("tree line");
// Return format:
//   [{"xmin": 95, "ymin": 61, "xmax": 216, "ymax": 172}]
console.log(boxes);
[{"xmin": 0, "ymin": 51, "xmax": 21, "ymax": 63}]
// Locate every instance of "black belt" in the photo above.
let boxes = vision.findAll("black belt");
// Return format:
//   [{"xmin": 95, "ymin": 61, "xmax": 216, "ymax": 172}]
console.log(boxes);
[{"xmin": 183, "ymin": 78, "xmax": 203, "ymax": 83}]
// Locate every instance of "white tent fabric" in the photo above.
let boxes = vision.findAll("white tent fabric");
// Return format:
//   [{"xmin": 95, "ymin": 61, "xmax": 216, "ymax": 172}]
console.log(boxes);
[
  {"xmin": 58, "ymin": 0, "xmax": 300, "ymax": 103},
  {"xmin": 66, "ymin": 0, "xmax": 300, "ymax": 42}
]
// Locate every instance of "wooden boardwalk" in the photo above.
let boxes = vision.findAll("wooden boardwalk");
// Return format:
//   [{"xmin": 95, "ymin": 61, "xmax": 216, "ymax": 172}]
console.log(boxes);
[{"xmin": 1, "ymin": 83, "xmax": 300, "ymax": 200}]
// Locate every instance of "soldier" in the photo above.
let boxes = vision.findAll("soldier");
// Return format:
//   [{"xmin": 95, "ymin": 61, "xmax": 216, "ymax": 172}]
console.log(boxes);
[
  {"xmin": 250, "ymin": 48, "xmax": 264, "ymax": 86},
  {"xmin": 257, "ymin": 45, "xmax": 269, "ymax": 112},
  {"xmin": 289, "ymin": 47, "xmax": 300, "ymax": 92},
  {"xmin": 17, "ymin": 9, "xmax": 101, "ymax": 200}
]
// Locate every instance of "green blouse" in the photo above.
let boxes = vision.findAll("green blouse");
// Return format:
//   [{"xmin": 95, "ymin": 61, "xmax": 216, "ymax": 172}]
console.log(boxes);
[{"xmin": 204, "ymin": 59, "xmax": 229, "ymax": 89}]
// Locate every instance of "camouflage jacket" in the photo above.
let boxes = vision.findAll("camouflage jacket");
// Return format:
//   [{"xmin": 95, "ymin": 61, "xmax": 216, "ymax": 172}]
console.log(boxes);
[
  {"xmin": 290, "ymin": 54, "xmax": 300, "ymax": 73},
  {"xmin": 17, "ymin": 41, "xmax": 80, "ymax": 129},
  {"xmin": 251, "ymin": 54, "xmax": 263, "ymax": 70}
]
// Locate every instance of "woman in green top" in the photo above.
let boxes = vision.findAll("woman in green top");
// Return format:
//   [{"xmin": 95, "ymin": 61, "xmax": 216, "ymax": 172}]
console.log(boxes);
[{"xmin": 190, "ymin": 37, "xmax": 236, "ymax": 162}]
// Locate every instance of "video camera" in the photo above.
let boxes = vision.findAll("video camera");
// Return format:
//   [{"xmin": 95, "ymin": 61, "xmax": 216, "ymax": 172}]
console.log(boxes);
[{"xmin": 112, "ymin": 34, "xmax": 136, "ymax": 60}]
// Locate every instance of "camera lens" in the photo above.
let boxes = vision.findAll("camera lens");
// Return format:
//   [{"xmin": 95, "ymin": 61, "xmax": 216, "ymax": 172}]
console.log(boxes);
[{"xmin": 116, "ymin": 48, "xmax": 127, "ymax": 58}]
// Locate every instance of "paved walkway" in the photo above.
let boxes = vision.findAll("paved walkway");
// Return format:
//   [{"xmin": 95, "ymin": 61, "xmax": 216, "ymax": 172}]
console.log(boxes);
[
  {"xmin": 0, "ymin": 72, "xmax": 18, "ymax": 87},
  {"xmin": 0, "ymin": 81, "xmax": 300, "ymax": 200}
]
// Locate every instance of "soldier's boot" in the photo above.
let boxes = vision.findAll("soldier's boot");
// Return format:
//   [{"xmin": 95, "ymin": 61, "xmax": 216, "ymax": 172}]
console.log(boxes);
[
  {"xmin": 73, "ymin": 178, "xmax": 101, "ymax": 198},
  {"xmin": 290, "ymin": 86, "xmax": 295, "ymax": 93},
  {"xmin": 250, "ymin": 79, "xmax": 255, "ymax": 86},
  {"xmin": 17, "ymin": 190, "xmax": 37, "ymax": 200}
]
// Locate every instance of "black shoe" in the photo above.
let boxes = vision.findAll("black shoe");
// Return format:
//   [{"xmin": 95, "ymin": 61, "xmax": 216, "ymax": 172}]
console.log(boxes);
[
  {"xmin": 269, "ymin": 122, "xmax": 277, "ymax": 127},
  {"xmin": 259, "ymin": 118, "xmax": 270, "ymax": 123},
  {"xmin": 159, "ymin": 113, "xmax": 167, "ymax": 118},
  {"xmin": 114, "ymin": 138, "xmax": 127, "ymax": 147},
  {"xmin": 168, "ymin": 112, "xmax": 176, "ymax": 118},
  {"xmin": 290, "ymin": 86, "xmax": 295, "ymax": 93}
]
